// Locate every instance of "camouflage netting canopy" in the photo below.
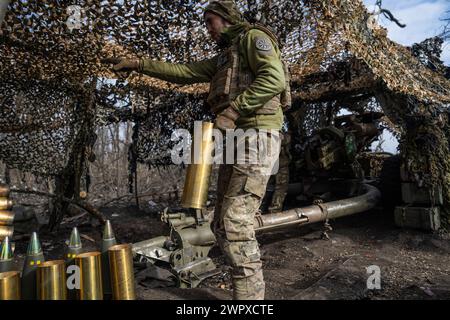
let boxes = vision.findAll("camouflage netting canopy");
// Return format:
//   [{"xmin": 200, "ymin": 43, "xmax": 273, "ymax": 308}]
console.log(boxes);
[{"xmin": 0, "ymin": 0, "xmax": 450, "ymax": 226}]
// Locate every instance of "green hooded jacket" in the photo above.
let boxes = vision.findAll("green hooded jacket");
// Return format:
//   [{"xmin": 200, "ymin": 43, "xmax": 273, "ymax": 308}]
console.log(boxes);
[{"xmin": 140, "ymin": 25, "xmax": 285, "ymax": 130}]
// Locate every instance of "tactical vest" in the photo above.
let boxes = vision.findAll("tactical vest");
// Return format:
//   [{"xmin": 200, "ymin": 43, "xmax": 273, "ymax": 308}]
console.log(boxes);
[{"xmin": 207, "ymin": 24, "xmax": 291, "ymax": 115}]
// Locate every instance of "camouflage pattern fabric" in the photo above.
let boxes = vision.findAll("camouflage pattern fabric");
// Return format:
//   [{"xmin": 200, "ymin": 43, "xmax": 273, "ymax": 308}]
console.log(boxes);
[{"xmin": 212, "ymin": 130, "xmax": 281, "ymax": 300}]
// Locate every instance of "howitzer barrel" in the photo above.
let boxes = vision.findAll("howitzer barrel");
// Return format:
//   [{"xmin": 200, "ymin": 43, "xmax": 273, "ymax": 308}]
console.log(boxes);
[{"xmin": 255, "ymin": 184, "xmax": 380, "ymax": 232}]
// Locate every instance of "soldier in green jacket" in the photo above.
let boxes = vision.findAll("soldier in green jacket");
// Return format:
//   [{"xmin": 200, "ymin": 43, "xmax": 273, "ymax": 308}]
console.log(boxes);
[{"xmin": 107, "ymin": 0, "xmax": 289, "ymax": 300}]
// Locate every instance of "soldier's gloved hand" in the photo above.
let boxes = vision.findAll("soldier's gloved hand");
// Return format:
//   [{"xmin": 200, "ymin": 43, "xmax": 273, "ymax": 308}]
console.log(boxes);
[
  {"xmin": 101, "ymin": 57, "xmax": 141, "ymax": 77},
  {"xmin": 114, "ymin": 58, "xmax": 140, "ymax": 72},
  {"xmin": 214, "ymin": 106, "xmax": 240, "ymax": 131}
]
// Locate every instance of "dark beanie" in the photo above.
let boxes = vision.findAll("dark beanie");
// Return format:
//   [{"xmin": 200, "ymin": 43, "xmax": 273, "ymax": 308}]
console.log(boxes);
[{"xmin": 204, "ymin": 1, "xmax": 244, "ymax": 25}]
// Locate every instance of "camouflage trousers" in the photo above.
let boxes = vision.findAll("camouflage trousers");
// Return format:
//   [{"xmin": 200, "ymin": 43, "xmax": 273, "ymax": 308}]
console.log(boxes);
[{"xmin": 212, "ymin": 130, "xmax": 281, "ymax": 300}]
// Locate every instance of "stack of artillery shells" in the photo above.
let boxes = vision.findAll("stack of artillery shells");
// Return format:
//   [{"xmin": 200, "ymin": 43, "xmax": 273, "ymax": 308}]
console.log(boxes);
[{"xmin": 0, "ymin": 184, "xmax": 14, "ymax": 241}]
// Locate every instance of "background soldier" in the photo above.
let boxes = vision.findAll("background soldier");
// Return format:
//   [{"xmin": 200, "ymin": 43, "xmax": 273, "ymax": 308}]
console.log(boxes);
[
  {"xmin": 106, "ymin": 0, "xmax": 289, "ymax": 300},
  {"xmin": 267, "ymin": 131, "xmax": 291, "ymax": 213}
]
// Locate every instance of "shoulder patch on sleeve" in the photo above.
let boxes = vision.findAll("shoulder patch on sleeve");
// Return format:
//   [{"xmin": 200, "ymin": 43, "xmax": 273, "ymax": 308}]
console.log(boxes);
[{"xmin": 255, "ymin": 36, "xmax": 272, "ymax": 51}]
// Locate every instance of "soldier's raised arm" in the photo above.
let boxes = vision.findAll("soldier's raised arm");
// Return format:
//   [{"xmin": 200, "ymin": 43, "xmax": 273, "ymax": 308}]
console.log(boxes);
[{"xmin": 103, "ymin": 56, "xmax": 218, "ymax": 85}]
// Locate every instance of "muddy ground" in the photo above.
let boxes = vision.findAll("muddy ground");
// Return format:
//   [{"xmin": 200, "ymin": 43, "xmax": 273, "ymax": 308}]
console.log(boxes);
[{"xmin": 10, "ymin": 203, "xmax": 450, "ymax": 300}]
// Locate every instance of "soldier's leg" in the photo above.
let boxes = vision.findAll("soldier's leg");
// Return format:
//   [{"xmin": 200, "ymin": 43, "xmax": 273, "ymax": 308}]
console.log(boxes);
[{"xmin": 220, "ymin": 130, "xmax": 281, "ymax": 300}]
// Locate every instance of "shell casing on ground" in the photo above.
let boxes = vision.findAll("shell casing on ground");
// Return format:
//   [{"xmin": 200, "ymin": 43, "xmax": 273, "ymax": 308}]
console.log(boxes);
[
  {"xmin": 0, "ymin": 226, "xmax": 13, "ymax": 242},
  {"xmin": 108, "ymin": 244, "xmax": 135, "ymax": 300},
  {"xmin": 37, "ymin": 260, "xmax": 67, "ymax": 300},
  {"xmin": 0, "ymin": 198, "xmax": 12, "ymax": 211},
  {"xmin": 0, "ymin": 185, "xmax": 10, "ymax": 198},
  {"xmin": 75, "ymin": 251, "xmax": 103, "ymax": 300},
  {"xmin": 0, "ymin": 211, "xmax": 14, "ymax": 226},
  {"xmin": 0, "ymin": 271, "xmax": 20, "ymax": 300},
  {"xmin": 181, "ymin": 122, "xmax": 214, "ymax": 209}
]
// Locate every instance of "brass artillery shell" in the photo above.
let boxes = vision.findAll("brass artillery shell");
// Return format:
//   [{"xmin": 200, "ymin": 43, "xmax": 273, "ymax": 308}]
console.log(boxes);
[
  {"xmin": 0, "ymin": 236, "xmax": 14, "ymax": 273},
  {"xmin": 21, "ymin": 232, "xmax": 45, "ymax": 300},
  {"xmin": 101, "ymin": 220, "xmax": 116, "ymax": 297},
  {"xmin": 75, "ymin": 252, "xmax": 103, "ymax": 300},
  {"xmin": 0, "ymin": 185, "xmax": 10, "ymax": 198},
  {"xmin": 181, "ymin": 122, "xmax": 215, "ymax": 209},
  {"xmin": 0, "ymin": 226, "xmax": 13, "ymax": 241},
  {"xmin": 0, "ymin": 198, "xmax": 12, "ymax": 211},
  {"xmin": 0, "ymin": 271, "xmax": 21, "ymax": 300},
  {"xmin": 65, "ymin": 227, "xmax": 83, "ymax": 262},
  {"xmin": 37, "ymin": 260, "xmax": 67, "ymax": 300},
  {"xmin": 0, "ymin": 211, "xmax": 14, "ymax": 226},
  {"xmin": 108, "ymin": 244, "xmax": 135, "ymax": 300},
  {"xmin": 65, "ymin": 227, "xmax": 83, "ymax": 300}
]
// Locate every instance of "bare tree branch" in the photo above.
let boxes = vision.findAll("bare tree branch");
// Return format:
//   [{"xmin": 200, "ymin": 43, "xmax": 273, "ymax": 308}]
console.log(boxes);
[{"xmin": 10, "ymin": 188, "xmax": 106, "ymax": 225}]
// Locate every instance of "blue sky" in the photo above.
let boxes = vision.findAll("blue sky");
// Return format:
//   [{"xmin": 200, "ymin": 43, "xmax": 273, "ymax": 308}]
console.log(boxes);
[
  {"xmin": 361, "ymin": 0, "xmax": 450, "ymax": 153},
  {"xmin": 363, "ymin": 0, "xmax": 450, "ymax": 65}
]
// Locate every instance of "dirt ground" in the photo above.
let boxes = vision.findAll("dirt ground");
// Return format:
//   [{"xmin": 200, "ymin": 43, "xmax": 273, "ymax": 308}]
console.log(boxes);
[{"xmin": 10, "ymin": 203, "xmax": 450, "ymax": 300}]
